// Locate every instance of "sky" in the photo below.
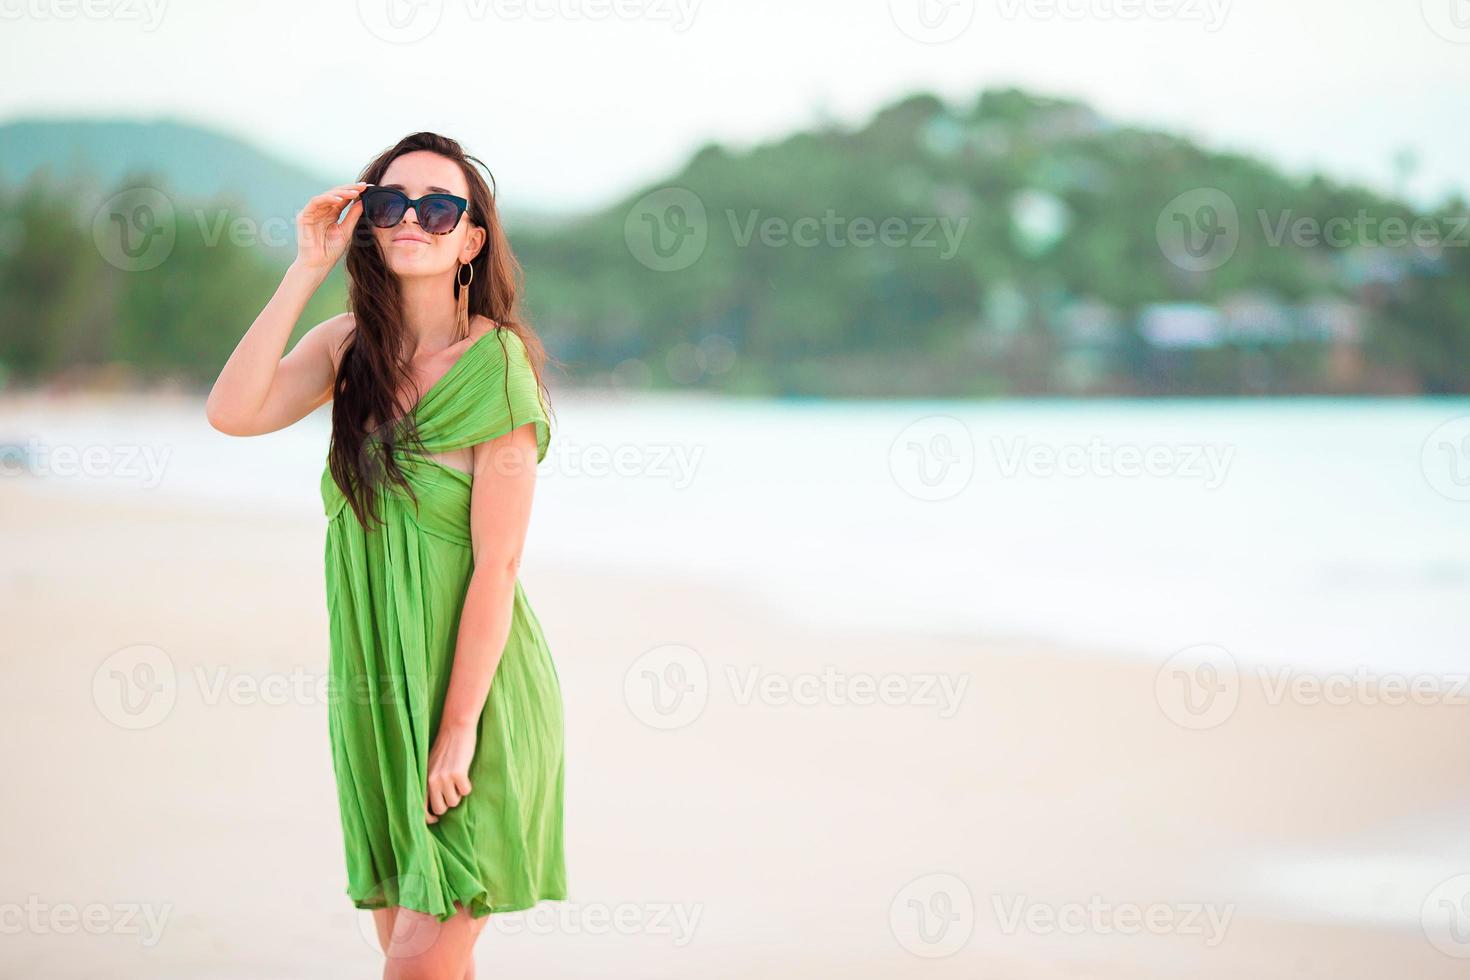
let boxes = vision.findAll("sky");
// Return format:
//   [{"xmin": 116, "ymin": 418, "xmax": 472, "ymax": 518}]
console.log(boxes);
[{"xmin": 2, "ymin": 0, "xmax": 1467, "ymax": 214}]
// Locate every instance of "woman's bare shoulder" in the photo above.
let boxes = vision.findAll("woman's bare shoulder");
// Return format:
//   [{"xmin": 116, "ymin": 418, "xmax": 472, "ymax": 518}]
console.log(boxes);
[
  {"xmin": 320, "ymin": 312, "xmax": 357, "ymax": 374},
  {"xmin": 468, "ymin": 313, "xmax": 501, "ymax": 344}
]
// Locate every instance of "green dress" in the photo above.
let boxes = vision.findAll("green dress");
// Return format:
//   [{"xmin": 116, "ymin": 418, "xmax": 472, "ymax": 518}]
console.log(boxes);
[{"xmin": 319, "ymin": 327, "xmax": 565, "ymax": 921}]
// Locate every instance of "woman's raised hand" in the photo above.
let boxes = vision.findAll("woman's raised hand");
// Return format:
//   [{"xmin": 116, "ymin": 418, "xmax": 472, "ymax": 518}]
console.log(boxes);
[{"xmin": 294, "ymin": 181, "xmax": 369, "ymax": 272}]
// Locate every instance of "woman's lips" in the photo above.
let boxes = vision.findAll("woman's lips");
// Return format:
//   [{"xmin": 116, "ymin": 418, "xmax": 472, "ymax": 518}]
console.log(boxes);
[{"xmin": 392, "ymin": 236, "xmax": 430, "ymax": 245}]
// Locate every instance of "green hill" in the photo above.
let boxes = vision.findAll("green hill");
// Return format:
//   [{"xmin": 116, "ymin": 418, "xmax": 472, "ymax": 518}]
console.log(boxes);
[
  {"xmin": 1, "ymin": 94, "xmax": 1465, "ymax": 396},
  {"xmin": 0, "ymin": 117, "xmax": 328, "ymax": 243},
  {"xmin": 514, "ymin": 89, "xmax": 1469, "ymax": 396}
]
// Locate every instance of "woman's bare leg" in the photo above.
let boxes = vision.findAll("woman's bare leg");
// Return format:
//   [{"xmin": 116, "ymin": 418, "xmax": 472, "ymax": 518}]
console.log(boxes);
[
  {"xmin": 371, "ymin": 907, "xmax": 399, "ymax": 956},
  {"xmin": 377, "ymin": 902, "xmax": 488, "ymax": 980},
  {"xmin": 463, "ymin": 909, "xmax": 488, "ymax": 980}
]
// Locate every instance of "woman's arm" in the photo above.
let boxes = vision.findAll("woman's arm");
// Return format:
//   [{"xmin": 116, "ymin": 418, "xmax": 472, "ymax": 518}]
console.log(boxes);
[
  {"xmin": 424, "ymin": 421, "xmax": 542, "ymax": 824},
  {"xmin": 204, "ymin": 182, "xmax": 366, "ymax": 436}
]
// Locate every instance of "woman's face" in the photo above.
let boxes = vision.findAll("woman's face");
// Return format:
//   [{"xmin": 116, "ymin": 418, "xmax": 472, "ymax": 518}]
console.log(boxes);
[{"xmin": 372, "ymin": 150, "xmax": 485, "ymax": 278}]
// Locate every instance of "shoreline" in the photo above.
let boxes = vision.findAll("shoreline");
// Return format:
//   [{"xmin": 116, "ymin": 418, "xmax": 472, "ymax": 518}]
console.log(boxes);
[
  {"xmin": 5, "ymin": 382, "xmax": 1470, "ymax": 411},
  {"xmin": 8, "ymin": 472, "xmax": 1466, "ymax": 688}
]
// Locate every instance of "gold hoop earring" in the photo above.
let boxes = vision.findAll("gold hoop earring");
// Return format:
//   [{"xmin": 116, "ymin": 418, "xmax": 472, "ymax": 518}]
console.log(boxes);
[{"xmin": 455, "ymin": 262, "xmax": 474, "ymax": 342}]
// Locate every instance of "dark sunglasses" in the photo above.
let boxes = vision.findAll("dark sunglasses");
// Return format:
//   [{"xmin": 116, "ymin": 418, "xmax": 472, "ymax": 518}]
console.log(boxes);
[{"xmin": 360, "ymin": 186, "xmax": 470, "ymax": 236}]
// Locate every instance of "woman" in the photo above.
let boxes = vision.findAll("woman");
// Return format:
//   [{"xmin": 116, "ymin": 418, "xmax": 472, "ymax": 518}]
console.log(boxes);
[{"xmin": 205, "ymin": 132, "xmax": 566, "ymax": 980}]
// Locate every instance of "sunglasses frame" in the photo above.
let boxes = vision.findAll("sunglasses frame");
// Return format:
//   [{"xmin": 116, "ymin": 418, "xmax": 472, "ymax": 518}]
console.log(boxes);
[{"xmin": 359, "ymin": 185, "xmax": 471, "ymax": 236}]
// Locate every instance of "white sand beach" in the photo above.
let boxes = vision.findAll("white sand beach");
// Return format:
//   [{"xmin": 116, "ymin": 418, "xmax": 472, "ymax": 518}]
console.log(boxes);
[{"xmin": 3, "ymin": 459, "xmax": 1469, "ymax": 977}]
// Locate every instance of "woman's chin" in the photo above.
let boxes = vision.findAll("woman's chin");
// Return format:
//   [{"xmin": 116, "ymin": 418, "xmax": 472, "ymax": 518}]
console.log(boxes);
[{"xmin": 386, "ymin": 254, "xmax": 449, "ymax": 277}]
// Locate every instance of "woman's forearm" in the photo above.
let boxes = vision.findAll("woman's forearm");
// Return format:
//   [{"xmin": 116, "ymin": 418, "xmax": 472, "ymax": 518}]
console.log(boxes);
[
  {"xmin": 206, "ymin": 260, "xmax": 328, "ymax": 426},
  {"xmin": 439, "ymin": 564, "xmax": 519, "ymax": 731}
]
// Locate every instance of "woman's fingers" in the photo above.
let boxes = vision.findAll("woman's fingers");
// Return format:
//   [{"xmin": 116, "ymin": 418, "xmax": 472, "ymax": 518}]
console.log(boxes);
[
  {"xmin": 436, "ymin": 774, "xmax": 462, "ymax": 810},
  {"xmin": 302, "ymin": 184, "xmax": 367, "ymax": 219},
  {"xmin": 424, "ymin": 770, "xmax": 472, "ymax": 824},
  {"xmin": 293, "ymin": 183, "xmax": 368, "ymax": 268},
  {"xmin": 298, "ymin": 200, "xmax": 339, "ymax": 226},
  {"xmin": 320, "ymin": 182, "xmax": 368, "ymax": 202},
  {"xmin": 304, "ymin": 195, "xmax": 347, "ymax": 219},
  {"xmin": 330, "ymin": 199, "xmax": 362, "ymax": 239}
]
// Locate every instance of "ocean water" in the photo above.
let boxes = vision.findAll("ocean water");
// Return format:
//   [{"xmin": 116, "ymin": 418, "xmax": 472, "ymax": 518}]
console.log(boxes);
[{"xmin": 6, "ymin": 393, "xmax": 1468, "ymax": 676}]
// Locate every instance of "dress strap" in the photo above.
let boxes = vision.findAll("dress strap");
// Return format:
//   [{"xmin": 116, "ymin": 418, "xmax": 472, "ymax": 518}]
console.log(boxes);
[{"xmin": 406, "ymin": 328, "xmax": 551, "ymax": 462}]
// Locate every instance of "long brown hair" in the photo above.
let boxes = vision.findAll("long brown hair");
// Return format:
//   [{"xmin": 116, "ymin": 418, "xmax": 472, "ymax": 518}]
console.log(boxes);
[{"xmin": 328, "ymin": 132, "xmax": 556, "ymax": 530}]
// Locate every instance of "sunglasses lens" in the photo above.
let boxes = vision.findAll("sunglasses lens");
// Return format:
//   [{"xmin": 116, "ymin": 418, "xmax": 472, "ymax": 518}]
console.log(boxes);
[
  {"xmin": 362, "ymin": 190, "xmax": 405, "ymax": 228},
  {"xmin": 418, "ymin": 199, "xmax": 461, "ymax": 235}
]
